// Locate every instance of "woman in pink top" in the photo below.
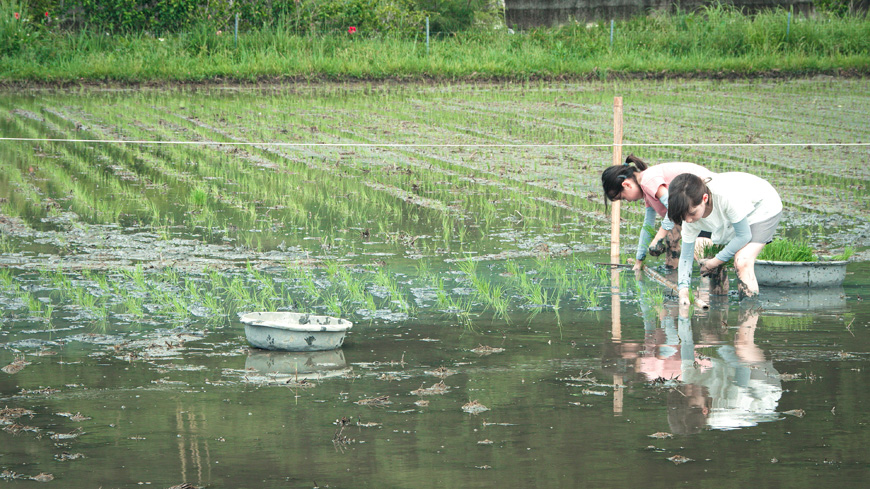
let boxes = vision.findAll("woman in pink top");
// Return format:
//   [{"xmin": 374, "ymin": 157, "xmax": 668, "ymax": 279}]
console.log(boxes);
[{"xmin": 601, "ymin": 155, "xmax": 715, "ymax": 270}]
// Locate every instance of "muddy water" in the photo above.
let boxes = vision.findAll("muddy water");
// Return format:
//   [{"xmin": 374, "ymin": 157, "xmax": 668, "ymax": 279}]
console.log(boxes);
[
  {"xmin": 1, "ymin": 262, "xmax": 867, "ymax": 488},
  {"xmin": 0, "ymin": 80, "xmax": 868, "ymax": 487}
]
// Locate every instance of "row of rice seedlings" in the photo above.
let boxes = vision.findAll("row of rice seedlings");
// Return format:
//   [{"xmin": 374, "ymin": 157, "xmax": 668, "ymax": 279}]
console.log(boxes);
[
  {"xmin": 0, "ymin": 269, "xmax": 52, "ymax": 322},
  {"xmin": 455, "ymin": 257, "xmax": 509, "ymax": 316},
  {"xmin": 233, "ymin": 96, "xmax": 590, "ymax": 236},
  {"xmin": 1, "ymin": 115, "xmax": 152, "ymax": 225},
  {"xmin": 0, "ymin": 234, "xmax": 16, "ymax": 254},
  {"xmin": 373, "ymin": 268, "xmax": 412, "ymax": 313}
]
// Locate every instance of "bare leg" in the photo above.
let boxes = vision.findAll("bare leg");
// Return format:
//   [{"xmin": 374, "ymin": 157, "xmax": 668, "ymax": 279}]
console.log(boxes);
[{"xmin": 733, "ymin": 242, "xmax": 766, "ymax": 299}]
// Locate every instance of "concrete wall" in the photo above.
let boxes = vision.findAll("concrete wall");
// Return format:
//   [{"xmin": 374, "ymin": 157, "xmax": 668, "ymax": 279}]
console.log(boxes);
[{"xmin": 504, "ymin": 0, "xmax": 817, "ymax": 28}]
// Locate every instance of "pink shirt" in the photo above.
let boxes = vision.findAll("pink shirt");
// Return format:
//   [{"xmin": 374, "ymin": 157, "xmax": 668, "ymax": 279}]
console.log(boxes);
[{"xmin": 639, "ymin": 162, "xmax": 715, "ymax": 216}]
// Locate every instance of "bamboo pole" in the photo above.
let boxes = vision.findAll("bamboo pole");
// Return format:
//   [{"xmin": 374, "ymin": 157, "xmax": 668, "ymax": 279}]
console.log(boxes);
[
  {"xmin": 611, "ymin": 97, "xmax": 624, "ymax": 415},
  {"xmin": 611, "ymin": 97, "xmax": 623, "ymax": 263}
]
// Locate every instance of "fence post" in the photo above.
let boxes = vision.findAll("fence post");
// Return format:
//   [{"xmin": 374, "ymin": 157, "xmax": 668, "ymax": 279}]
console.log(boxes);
[
  {"xmin": 786, "ymin": 11, "xmax": 791, "ymax": 42},
  {"xmin": 611, "ymin": 96, "xmax": 623, "ymax": 264},
  {"xmin": 610, "ymin": 19, "xmax": 614, "ymax": 47},
  {"xmin": 426, "ymin": 16, "xmax": 430, "ymax": 55},
  {"xmin": 234, "ymin": 13, "xmax": 239, "ymax": 49}
]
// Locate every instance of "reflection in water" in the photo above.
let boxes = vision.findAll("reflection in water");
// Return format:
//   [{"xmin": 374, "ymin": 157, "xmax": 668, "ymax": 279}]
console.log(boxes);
[
  {"xmin": 760, "ymin": 286, "xmax": 846, "ymax": 312},
  {"xmin": 627, "ymin": 299, "xmax": 783, "ymax": 433},
  {"xmin": 244, "ymin": 348, "xmax": 351, "ymax": 381}
]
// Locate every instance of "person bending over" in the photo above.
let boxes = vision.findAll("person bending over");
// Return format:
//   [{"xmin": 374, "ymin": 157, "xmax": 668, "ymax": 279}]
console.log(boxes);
[
  {"xmin": 601, "ymin": 155, "xmax": 714, "ymax": 271},
  {"xmin": 667, "ymin": 172, "xmax": 782, "ymax": 306}
]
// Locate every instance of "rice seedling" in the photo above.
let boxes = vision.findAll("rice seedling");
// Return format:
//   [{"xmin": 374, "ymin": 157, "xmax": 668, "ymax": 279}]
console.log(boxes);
[
  {"xmin": 757, "ymin": 238, "xmax": 816, "ymax": 262},
  {"xmin": 830, "ymin": 246, "xmax": 854, "ymax": 261}
]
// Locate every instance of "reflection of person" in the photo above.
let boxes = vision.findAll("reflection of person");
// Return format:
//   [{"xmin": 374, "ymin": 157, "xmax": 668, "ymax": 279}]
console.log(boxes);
[
  {"xmin": 668, "ymin": 172, "xmax": 782, "ymax": 306},
  {"xmin": 632, "ymin": 300, "xmax": 693, "ymax": 383},
  {"xmin": 668, "ymin": 307, "xmax": 782, "ymax": 433},
  {"xmin": 601, "ymin": 156, "xmax": 714, "ymax": 271}
]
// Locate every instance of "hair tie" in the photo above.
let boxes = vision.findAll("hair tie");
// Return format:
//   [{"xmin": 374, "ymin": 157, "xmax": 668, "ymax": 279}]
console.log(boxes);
[
  {"xmin": 618, "ymin": 175, "xmax": 627, "ymax": 180},
  {"xmin": 623, "ymin": 162, "xmax": 629, "ymax": 166}
]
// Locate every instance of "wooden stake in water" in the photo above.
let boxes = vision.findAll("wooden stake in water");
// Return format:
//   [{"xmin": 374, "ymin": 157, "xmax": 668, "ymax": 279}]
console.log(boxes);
[
  {"xmin": 426, "ymin": 17, "xmax": 430, "ymax": 55},
  {"xmin": 611, "ymin": 97, "xmax": 623, "ymax": 263}
]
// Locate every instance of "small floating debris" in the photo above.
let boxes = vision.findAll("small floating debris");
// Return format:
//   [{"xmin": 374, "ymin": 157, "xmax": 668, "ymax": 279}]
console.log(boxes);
[
  {"xmin": 783, "ymin": 409, "xmax": 806, "ymax": 418},
  {"xmin": 779, "ymin": 372, "xmax": 803, "ymax": 381},
  {"xmin": 0, "ymin": 407, "xmax": 35, "ymax": 419},
  {"xmin": 462, "ymin": 400, "xmax": 490, "ymax": 415},
  {"xmin": 357, "ymin": 421, "xmax": 381, "ymax": 428},
  {"xmin": 411, "ymin": 381, "xmax": 449, "ymax": 396},
  {"xmin": 4, "ymin": 424, "xmax": 40, "ymax": 435},
  {"xmin": 471, "ymin": 345, "xmax": 504, "ymax": 355},
  {"xmin": 563, "ymin": 371, "xmax": 596, "ymax": 383},
  {"xmin": 414, "ymin": 400, "xmax": 430, "ymax": 407},
  {"xmin": 477, "ymin": 439, "xmax": 494, "ymax": 445},
  {"xmin": 581, "ymin": 389, "xmax": 608, "ymax": 396},
  {"xmin": 30, "ymin": 473, "xmax": 54, "ymax": 482},
  {"xmin": 355, "ymin": 396, "xmax": 392, "ymax": 407},
  {"xmin": 2, "ymin": 358, "xmax": 30, "ymax": 375},
  {"xmin": 425, "ymin": 367, "xmax": 456, "ymax": 378},
  {"xmin": 648, "ymin": 432, "xmax": 673, "ymax": 439},
  {"xmin": 20, "ymin": 387, "xmax": 59, "ymax": 395},
  {"xmin": 667, "ymin": 455, "xmax": 694, "ymax": 465},
  {"xmin": 55, "ymin": 452, "xmax": 85, "ymax": 461},
  {"xmin": 50, "ymin": 430, "xmax": 83, "ymax": 440},
  {"xmin": 475, "ymin": 465, "xmax": 492, "ymax": 470},
  {"xmin": 378, "ymin": 373, "xmax": 399, "ymax": 382},
  {"xmin": 56, "ymin": 412, "xmax": 91, "ymax": 422}
]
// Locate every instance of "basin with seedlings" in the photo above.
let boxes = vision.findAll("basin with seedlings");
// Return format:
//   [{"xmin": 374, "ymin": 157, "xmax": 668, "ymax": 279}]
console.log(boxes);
[
  {"xmin": 754, "ymin": 239, "xmax": 851, "ymax": 288},
  {"xmin": 240, "ymin": 312, "xmax": 352, "ymax": 351}
]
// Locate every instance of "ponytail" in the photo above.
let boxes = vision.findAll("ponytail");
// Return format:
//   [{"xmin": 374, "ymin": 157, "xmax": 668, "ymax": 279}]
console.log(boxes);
[{"xmin": 624, "ymin": 154, "xmax": 649, "ymax": 171}]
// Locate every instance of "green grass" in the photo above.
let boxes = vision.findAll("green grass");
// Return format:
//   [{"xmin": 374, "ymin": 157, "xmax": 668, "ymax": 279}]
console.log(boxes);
[
  {"xmin": 758, "ymin": 238, "xmax": 817, "ymax": 262},
  {"xmin": 2, "ymin": 7, "xmax": 868, "ymax": 83}
]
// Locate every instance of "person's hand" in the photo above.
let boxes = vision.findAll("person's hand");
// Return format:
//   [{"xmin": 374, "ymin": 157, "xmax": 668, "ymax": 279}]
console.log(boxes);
[
  {"xmin": 648, "ymin": 239, "xmax": 666, "ymax": 257},
  {"xmin": 699, "ymin": 258, "xmax": 719, "ymax": 277},
  {"xmin": 632, "ymin": 259, "xmax": 643, "ymax": 271}
]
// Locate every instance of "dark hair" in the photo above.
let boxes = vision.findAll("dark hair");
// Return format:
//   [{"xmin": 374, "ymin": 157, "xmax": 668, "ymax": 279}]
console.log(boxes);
[
  {"xmin": 601, "ymin": 154, "xmax": 649, "ymax": 207},
  {"xmin": 667, "ymin": 384, "xmax": 711, "ymax": 435},
  {"xmin": 667, "ymin": 173, "xmax": 709, "ymax": 226}
]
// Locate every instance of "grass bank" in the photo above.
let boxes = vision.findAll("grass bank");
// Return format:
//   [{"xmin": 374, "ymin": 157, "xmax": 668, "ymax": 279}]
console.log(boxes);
[{"xmin": 1, "ymin": 7, "xmax": 869, "ymax": 83}]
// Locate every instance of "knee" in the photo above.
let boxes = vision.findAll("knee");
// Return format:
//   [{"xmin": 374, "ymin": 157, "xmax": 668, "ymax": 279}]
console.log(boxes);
[{"xmin": 734, "ymin": 255, "xmax": 755, "ymax": 274}]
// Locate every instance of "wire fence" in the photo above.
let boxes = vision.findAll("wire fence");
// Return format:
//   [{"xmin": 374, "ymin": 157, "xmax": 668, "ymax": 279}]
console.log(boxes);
[{"xmin": 1, "ymin": 137, "xmax": 868, "ymax": 148}]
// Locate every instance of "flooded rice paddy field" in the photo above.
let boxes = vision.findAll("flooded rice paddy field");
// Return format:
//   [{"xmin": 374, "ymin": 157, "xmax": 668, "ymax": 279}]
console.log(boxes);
[{"xmin": 0, "ymin": 79, "xmax": 868, "ymax": 487}]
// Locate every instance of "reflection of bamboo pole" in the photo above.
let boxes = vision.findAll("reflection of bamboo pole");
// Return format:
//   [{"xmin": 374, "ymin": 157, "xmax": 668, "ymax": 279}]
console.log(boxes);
[
  {"xmin": 189, "ymin": 411, "xmax": 203, "ymax": 483},
  {"xmin": 611, "ymin": 97, "xmax": 623, "ymax": 263},
  {"xmin": 611, "ymin": 269, "xmax": 621, "ymax": 342},
  {"xmin": 613, "ymin": 373, "xmax": 624, "ymax": 416},
  {"xmin": 176, "ymin": 407, "xmax": 187, "ymax": 484}
]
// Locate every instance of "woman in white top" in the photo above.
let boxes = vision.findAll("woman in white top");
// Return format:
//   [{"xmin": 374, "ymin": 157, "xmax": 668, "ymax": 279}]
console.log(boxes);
[{"xmin": 667, "ymin": 172, "xmax": 783, "ymax": 307}]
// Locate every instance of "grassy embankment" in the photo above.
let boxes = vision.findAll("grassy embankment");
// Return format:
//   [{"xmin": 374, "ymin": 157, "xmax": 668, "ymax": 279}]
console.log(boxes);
[{"xmin": 1, "ymin": 6, "xmax": 869, "ymax": 83}]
